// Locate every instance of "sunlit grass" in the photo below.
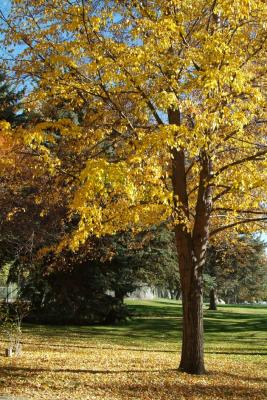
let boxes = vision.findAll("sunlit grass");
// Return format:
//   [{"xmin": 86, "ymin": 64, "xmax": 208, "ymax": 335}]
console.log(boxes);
[{"xmin": 0, "ymin": 300, "xmax": 266, "ymax": 399}]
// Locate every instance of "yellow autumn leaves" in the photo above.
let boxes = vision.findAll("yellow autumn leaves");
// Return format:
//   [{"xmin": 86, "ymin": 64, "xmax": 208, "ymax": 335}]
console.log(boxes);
[{"xmin": 0, "ymin": 0, "xmax": 266, "ymax": 247}]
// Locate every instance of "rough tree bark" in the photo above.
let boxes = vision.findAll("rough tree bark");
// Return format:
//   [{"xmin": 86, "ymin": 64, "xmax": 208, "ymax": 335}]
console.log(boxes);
[
  {"xmin": 169, "ymin": 108, "xmax": 212, "ymax": 374},
  {"xmin": 175, "ymin": 229, "xmax": 206, "ymax": 374}
]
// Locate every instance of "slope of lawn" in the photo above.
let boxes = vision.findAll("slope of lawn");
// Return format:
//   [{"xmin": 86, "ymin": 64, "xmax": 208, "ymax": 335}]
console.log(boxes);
[{"xmin": 0, "ymin": 300, "xmax": 266, "ymax": 399}]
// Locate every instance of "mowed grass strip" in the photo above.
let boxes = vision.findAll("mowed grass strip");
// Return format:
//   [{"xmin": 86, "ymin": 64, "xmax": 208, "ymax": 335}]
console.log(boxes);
[{"xmin": 0, "ymin": 300, "xmax": 266, "ymax": 400}]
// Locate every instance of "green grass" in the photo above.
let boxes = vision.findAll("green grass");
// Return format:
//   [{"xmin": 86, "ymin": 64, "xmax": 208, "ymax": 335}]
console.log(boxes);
[
  {"xmin": 127, "ymin": 300, "xmax": 267, "ymax": 354},
  {"xmin": 21, "ymin": 299, "xmax": 267, "ymax": 354},
  {"xmin": 1, "ymin": 299, "xmax": 266, "ymax": 399}
]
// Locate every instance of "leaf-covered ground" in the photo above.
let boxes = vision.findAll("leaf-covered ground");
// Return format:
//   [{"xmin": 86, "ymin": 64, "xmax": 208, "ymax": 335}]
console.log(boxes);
[{"xmin": 0, "ymin": 300, "xmax": 266, "ymax": 399}]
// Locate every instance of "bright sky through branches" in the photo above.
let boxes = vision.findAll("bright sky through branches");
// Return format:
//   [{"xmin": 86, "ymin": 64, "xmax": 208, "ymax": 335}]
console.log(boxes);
[{"xmin": 0, "ymin": 0, "xmax": 10, "ymax": 16}]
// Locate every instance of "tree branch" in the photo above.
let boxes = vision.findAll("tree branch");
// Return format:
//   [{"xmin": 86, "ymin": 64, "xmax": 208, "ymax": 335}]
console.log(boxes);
[
  {"xmin": 210, "ymin": 217, "xmax": 267, "ymax": 237},
  {"xmin": 214, "ymin": 150, "xmax": 267, "ymax": 177}
]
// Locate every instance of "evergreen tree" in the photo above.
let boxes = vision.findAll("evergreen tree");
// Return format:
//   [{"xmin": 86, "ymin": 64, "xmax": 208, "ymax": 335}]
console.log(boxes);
[{"xmin": 0, "ymin": 72, "xmax": 25, "ymax": 125}]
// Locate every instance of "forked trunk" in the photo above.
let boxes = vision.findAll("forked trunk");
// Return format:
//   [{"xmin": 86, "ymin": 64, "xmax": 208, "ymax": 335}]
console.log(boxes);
[{"xmin": 168, "ymin": 107, "xmax": 211, "ymax": 375}]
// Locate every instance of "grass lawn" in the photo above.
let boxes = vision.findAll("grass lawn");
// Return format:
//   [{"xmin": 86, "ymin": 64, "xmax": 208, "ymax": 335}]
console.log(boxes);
[{"xmin": 0, "ymin": 300, "xmax": 266, "ymax": 399}]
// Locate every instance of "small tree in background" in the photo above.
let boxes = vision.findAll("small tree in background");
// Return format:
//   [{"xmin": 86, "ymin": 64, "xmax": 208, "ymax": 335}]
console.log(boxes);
[
  {"xmin": 0, "ymin": 299, "xmax": 30, "ymax": 356},
  {"xmin": 205, "ymin": 235, "xmax": 267, "ymax": 306}
]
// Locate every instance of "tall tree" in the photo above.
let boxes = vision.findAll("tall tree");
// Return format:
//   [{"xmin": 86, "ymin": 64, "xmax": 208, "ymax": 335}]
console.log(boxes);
[{"xmin": 1, "ymin": 0, "xmax": 267, "ymax": 374}]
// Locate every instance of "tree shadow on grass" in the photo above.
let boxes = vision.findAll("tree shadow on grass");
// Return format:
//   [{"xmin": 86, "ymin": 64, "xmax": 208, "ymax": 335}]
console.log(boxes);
[
  {"xmin": 207, "ymin": 351, "xmax": 267, "ymax": 355},
  {"xmin": 1, "ymin": 366, "xmax": 266, "ymax": 382},
  {"xmin": 0, "ymin": 366, "xmax": 175, "ymax": 376},
  {"xmin": 23, "ymin": 318, "xmax": 182, "ymax": 343},
  {"xmin": 91, "ymin": 381, "xmax": 266, "ymax": 399},
  {"xmin": 213, "ymin": 370, "xmax": 267, "ymax": 384},
  {"xmin": 12, "ymin": 340, "xmax": 266, "ymax": 356},
  {"xmin": 1, "ymin": 366, "xmax": 266, "ymax": 399},
  {"xmin": 24, "ymin": 307, "xmax": 266, "ymax": 340},
  {"xmin": 18, "ymin": 304, "xmax": 266, "ymax": 363},
  {"xmin": 127, "ymin": 303, "xmax": 182, "ymax": 317},
  {"xmin": 204, "ymin": 317, "xmax": 267, "ymax": 333},
  {"xmin": 17, "ymin": 341, "xmax": 180, "ymax": 353}
]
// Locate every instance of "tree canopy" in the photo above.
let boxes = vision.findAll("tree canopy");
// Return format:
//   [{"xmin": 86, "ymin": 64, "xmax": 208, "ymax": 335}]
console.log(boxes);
[
  {"xmin": 0, "ymin": 0, "xmax": 266, "ymax": 374},
  {"xmin": 0, "ymin": 0, "xmax": 266, "ymax": 246}
]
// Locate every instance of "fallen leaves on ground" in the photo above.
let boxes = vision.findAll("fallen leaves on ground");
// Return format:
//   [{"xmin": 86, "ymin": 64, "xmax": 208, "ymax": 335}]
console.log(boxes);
[{"xmin": 0, "ymin": 327, "xmax": 266, "ymax": 400}]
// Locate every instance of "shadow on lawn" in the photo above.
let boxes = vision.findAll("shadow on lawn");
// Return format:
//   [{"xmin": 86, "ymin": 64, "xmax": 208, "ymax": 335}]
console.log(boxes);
[
  {"xmin": 1, "ymin": 366, "xmax": 176, "ymax": 375},
  {"xmin": 19, "ymin": 303, "xmax": 266, "ymax": 356},
  {"xmin": 1, "ymin": 365, "xmax": 266, "ymax": 383},
  {"xmin": 127, "ymin": 303, "xmax": 181, "ymax": 317},
  {"xmin": 25, "ymin": 315, "xmax": 266, "ymax": 343},
  {"xmin": 1, "ymin": 366, "xmax": 266, "ymax": 399},
  {"xmin": 16, "ymin": 340, "xmax": 267, "ymax": 355},
  {"xmin": 25, "ymin": 318, "xmax": 182, "ymax": 343},
  {"xmin": 91, "ymin": 381, "xmax": 266, "ymax": 400},
  {"xmin": 19, "ymin": 341, "xmax": 179, "ymax": 352},
  {"xmin": 204, "ymin": 318, "xmax": 267, "ymax": 333},
  {"xmin": 206, "ymin": 350, "xmax": 267, "ymax": 355}
]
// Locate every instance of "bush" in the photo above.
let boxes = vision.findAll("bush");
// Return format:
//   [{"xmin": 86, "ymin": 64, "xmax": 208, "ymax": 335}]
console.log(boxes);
[{"xmin": 21, "ymin": 261, "xmax": 129, "ymax": 325}]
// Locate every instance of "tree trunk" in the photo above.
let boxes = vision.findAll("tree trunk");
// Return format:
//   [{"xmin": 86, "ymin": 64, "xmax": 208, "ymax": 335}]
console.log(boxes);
[
  {"xmin": 114, "ymin": 289, "xmax": 124, "ymax": 304},
  {"xmin": 209, "ymin": 289, "xmax": 217, "ymax": 310},
  {"xmin": 170, "ymin": 291, "xmax": 175, "ymax": 300},
  {"xmin": 175, "ymin": 291, "xmax": 181, "ymax": 300},
  {"xmin": 176, "ymin": 232, "xmax": 206, "ymax": 375},
  {"xmin": 168, "ymin": 107, "xmax": 212, "ymax": 375}
]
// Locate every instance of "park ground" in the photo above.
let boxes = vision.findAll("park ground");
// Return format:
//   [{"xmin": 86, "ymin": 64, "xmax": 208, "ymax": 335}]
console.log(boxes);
[{"xmin": 0, "ymin": 300, "xmax": 266, "ymax": 400}]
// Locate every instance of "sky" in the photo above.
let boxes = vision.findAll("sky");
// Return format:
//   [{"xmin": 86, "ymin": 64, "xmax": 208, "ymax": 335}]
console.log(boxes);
[{"xmin": 0, "ymin": 0, "xmax": 10, "ymax": 15}]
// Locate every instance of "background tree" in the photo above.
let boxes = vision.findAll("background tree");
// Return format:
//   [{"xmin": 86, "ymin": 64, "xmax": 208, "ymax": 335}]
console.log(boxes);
[
  {"xmin": 0, "ymin": 0, "xmax": 266, "ymax": 374},
  {"xmin": 17, "ymin": 226, "xmax": 179, "ymax": 324},
  {"xmin": 0, "ymin": 72, "xmax": 26, "ymax": 126},
  {"xmin": 203, "ymin": 272, "xmax": 217, "ymax": 310},
  {"xmin": 0, "ymin": 69, "xmax": 179, "ymax": 324},
  {"xmin": 206, "ymin": 236, "xmax": 267, "ymax": 306},
  {"xmin": 136, "ymin": 226, "xmax": 180, "ymax": 300}
]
